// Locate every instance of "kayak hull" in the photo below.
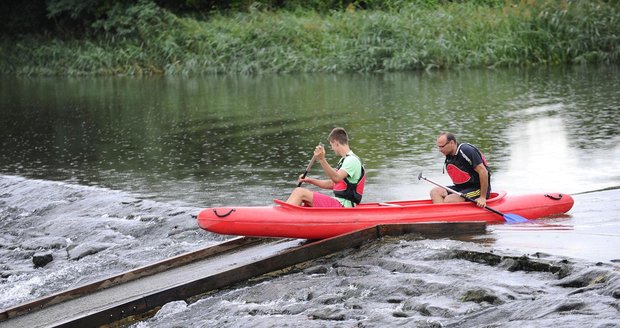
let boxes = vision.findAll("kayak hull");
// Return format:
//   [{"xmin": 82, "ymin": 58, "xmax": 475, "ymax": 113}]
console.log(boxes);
[{"xmin": 197, "ymin": 192, "xmax": 574, "ymax": 239}]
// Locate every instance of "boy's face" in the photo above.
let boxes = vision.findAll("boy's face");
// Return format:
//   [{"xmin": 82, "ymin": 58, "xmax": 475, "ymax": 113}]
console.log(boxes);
[{"xmin": 329, "ymin": 139, "xmax": 339, "ymax": 153}]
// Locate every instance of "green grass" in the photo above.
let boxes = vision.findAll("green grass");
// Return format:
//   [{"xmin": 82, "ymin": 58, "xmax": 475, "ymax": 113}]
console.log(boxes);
[{"xmin": 1, "ymin": 0, "xmax": 618, "ymax": 76}]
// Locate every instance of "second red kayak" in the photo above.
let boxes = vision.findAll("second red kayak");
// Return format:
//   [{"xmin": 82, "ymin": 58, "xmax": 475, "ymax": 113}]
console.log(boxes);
[{"xmin": 197, "ymin": 191, "xmax": 574, "ymax": 239}]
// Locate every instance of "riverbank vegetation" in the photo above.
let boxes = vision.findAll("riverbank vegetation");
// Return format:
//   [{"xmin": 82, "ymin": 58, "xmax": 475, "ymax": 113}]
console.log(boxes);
[{"xmin": 1, "ymin": 0, "xmax": 618, "ymax": 75}]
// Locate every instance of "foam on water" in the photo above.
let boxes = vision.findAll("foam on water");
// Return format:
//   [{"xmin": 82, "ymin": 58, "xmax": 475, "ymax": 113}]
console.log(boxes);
[{"xmin": 0, "ymin": 175, "xmax": 220, "ymax": 310}]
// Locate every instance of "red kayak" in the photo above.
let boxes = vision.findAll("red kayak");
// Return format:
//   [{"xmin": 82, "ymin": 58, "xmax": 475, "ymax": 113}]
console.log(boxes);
[{"xmin": 197, "ymin": 192, "xmax": 574, "ymax": 239}]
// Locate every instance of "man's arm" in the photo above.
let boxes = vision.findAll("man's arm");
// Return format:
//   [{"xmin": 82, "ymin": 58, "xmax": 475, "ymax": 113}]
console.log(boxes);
[
  {"xmin": 298, "ymin": 160, "xmax": 346, "ymax": 190},
  {"xmin": 298, "ymin": 176, "xmax": 334, "ymax": 189},
  {"xmin": 317, "ymin": 157, "xmax": 348, "ymax": 184},
  {"xmin": 474, "ymin": 163, "xmax": 489, "ymax": 207}
]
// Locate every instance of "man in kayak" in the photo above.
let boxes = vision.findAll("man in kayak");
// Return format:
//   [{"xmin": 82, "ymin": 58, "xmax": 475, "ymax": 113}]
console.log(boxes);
[
  {"xmin": 286, "ymin": 127, "xmax": 365, "ymax": 207},
  {"xmin": 431, "ymin": 132, "xmax": 491, "ymax": 207}
]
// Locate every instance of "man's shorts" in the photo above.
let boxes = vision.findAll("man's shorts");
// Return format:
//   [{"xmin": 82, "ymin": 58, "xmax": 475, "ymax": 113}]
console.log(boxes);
[
  {"xmin": 448, "ymin": 186, "xmax": 491, "ymax": 199},
  {"xmin": 312, "ymin": 192, "xmax": 343, "ymax": 208}
]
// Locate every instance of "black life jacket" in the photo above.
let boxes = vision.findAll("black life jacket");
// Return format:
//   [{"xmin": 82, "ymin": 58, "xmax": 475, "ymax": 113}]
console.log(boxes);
[{"xmin": 333, "ymin": 154, "xmax": 366, "ymax": 205}]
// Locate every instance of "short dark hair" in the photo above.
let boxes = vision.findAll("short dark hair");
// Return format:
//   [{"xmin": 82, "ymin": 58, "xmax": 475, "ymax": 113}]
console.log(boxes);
[
  {"xmin": 439, "ymin": 132, "xmax": 457, "ymax": 143},
  {"xmin": 328, "ymin": 127, "xmax": 349, "ymax": 145}
]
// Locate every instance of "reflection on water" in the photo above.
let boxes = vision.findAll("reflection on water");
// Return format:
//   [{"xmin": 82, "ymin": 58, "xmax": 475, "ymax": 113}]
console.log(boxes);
[
  {"xmin": 480, "ymin": 189, "xmax": 620, "ymax": 263},
  {"xmin": 1, "ymin": 66, "xmax": 619, "ymax": 206},
  {"xmin": 496, "ymin": 112, "xmax": 620, "ymax": 194},
  {"xmin": 492, "ymin": 221, "xmax": 574, "ymax": 231},
  {"xmin": 500, "ymin": 116, "xmax": 579, "ymax": 193}
]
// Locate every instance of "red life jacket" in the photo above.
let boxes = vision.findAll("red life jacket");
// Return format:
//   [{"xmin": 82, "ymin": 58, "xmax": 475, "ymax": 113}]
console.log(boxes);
[{"xmin": 333, "ymin": 155, "xmax": 366, "ymax": 205}]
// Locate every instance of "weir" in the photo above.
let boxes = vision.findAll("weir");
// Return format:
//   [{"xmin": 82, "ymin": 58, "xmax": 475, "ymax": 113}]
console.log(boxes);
[{"xmin": 0, "ymin": 222, "xmax": 486, "ymax": 328}]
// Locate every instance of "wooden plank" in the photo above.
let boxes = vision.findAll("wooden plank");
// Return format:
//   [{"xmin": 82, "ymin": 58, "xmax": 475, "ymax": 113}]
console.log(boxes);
[
  {"xmin": 54, "ymin": 221, "xmax": 486, "ymax": 327},
  {"xmin": 377, "ymin": 221, "xmax": 487, "ymax": 237},
  {"xmin": 0, "ymin": 236, "xmax": 264, "ymax": 322}
]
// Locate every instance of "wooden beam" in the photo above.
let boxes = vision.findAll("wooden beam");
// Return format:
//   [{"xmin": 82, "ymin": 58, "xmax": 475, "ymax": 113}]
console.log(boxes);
[
  {"xmin": 56, "ymin": 221, "xmax": 486, "ymax": 327},
  {"xmin": 2, "ymin": 221, "xmax": 486, "ymax": 327},
  {"xmin": 0, "ymin": 237, "xmax": 264, "ymax": 322}
]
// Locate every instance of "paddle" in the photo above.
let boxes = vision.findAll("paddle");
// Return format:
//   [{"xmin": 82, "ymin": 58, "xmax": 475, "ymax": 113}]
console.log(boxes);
[
  {"xmin": 297, "ymin": 143, "xmax": 323, "ymax": 187},
  {"xmin": 417, "ymin": 172, "xmax": 528, "ymax": 223},
  {"xmin": 297, "ymin": 155, "xmax": 317, "ymax": 187}
]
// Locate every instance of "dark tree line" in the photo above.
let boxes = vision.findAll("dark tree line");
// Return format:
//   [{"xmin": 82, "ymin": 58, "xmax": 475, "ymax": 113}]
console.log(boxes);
[
  {"xmin": 2, "ymin": 1, "xmax": 220, "ymax": 36},
  {"xmin": 1, "ymin": 0, "xmax": 505, "ymax": 37},
  {"xmin": 0, "ymin": 0, "xmax": 354, "ymax": 36}
]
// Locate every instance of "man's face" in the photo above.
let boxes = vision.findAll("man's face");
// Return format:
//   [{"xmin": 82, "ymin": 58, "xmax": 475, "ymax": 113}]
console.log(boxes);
[{"xmin": 436, "ymin": 136, "xmax": 453, "ymax": 156}]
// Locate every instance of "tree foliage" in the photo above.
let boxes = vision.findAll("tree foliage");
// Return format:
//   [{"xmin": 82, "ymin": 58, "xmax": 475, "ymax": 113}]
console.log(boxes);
[{"xmin": 1, "ymin": 0, "xmax": 505, "ymax": 36}]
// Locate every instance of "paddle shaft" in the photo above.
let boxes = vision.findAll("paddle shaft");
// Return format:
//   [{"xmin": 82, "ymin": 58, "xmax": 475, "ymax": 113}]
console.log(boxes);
[
  {"xmin": 418, "ymin": 174, "xmax": 506, "ymax": 217},
  {"xmin": 297, "ymin": 142, "xmax": 324, "ymax": 187},
  {"xmin": 297, "ymin": 156, "xmax": 317, "ymax": 187}
]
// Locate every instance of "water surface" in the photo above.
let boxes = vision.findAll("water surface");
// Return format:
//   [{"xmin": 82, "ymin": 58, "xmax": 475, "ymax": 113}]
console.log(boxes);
[{"xmin": 2, "ymin": 66, "xmax": 618, "ymax": 206}]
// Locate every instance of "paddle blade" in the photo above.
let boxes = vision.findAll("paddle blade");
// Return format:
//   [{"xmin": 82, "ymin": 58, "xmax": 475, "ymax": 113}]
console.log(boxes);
[{"xmin": 503, "ymin": 213, "xmax": 529, "ymax": 223}]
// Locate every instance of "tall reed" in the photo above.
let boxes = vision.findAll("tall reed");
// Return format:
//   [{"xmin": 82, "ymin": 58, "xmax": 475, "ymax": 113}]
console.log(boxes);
[{"xmin": 1, "ymin": 0, "xmax": 618, "ymax": 76}]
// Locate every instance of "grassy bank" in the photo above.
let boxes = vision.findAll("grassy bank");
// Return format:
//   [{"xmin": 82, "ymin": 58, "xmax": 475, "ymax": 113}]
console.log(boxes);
[{"xmin": 1, "ymin": 0, "xmax": 619, "ymax": 76}]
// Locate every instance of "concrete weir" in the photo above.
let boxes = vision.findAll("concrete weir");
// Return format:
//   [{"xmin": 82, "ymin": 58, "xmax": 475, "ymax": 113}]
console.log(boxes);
[{"xmin": 0, "ymin": 221, "xmax": 486, "ymax": 328}]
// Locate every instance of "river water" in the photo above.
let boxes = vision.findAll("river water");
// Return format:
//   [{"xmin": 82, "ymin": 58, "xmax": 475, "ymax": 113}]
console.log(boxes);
[
  {"xmin": 2, "ymin": 66, "xmax": 619, "ymax": 206},
  {"xmin": 1, "ymin": 65, "xmax": 619, "ymax": 326}
]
